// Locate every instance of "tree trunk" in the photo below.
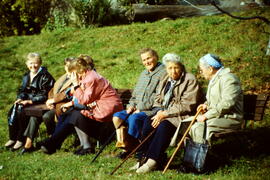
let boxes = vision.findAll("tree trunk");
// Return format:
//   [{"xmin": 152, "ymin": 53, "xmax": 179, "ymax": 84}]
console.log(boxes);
[
  {"xmin": 266, "ymin": 36, "xmax": 270, "ymax": 56},
  {"xmin": 131, "ymin": 4, "xmax": 255, "ymax": 22}
]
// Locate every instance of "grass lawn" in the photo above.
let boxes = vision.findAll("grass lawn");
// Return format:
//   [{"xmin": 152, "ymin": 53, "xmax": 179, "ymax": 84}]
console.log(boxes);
[{"xmin": 0, "ymin": 6, "xmax": 270, "ymax": 179}]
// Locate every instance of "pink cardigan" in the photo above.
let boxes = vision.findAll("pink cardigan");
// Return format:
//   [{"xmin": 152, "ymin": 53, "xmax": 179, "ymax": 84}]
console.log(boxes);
[{"xmin": 74, "ymin": 70, "xmax": 123, "ymax": 122}]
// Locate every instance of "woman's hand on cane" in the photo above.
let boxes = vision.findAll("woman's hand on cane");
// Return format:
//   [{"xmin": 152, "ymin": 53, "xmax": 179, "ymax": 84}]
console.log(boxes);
[
  {"xmin": 196, "ymin": 114, "xmax": 207, "ymax": 122},
  {"xmin": 197, "ymin": 104, "xmax": 207, "ymax": 113},
  {"xmin": 151, "ymin": 110, "xmax": 168, "ymax": 128}
]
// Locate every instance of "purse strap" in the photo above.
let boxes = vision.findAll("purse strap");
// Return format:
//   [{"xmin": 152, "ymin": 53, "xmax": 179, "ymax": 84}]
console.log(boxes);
[{"xmin": 202, "ymin": 121, "xmax": 207, "ymax": 144}]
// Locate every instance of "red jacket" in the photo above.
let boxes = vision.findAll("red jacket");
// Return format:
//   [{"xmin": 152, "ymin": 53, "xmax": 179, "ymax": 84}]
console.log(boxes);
[{"xmin": 74, "ymin": 70, "xmax": 123, "ymax": 122}]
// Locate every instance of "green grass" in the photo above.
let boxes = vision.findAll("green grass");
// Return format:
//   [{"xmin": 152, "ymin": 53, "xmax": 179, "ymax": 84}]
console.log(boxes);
[{"xmin": 0, "ymin": 7, "xmax": 270, "ymax": 179}]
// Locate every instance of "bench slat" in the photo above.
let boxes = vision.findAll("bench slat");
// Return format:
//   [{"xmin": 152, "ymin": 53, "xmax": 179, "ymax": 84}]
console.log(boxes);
[{"xmin": 24, "ymin": 104, "xmax": 50, "ymax": 117}]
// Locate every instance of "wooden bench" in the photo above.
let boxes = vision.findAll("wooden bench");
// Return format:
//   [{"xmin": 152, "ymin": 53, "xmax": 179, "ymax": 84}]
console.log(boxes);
[
  {"xmin": 24, "ymin": 89, "xmax": 269, "ymax": 134},
  {"xmin": 213, "ymin": 93, "xmax": 269, "ymax": 138},
  {"xmin": 116, "ymin": 89, "xmax": 269, "ymax": 131},
  {"xmin": 23, "ymin": 89, "xmax": 134, "ymax": 117}
]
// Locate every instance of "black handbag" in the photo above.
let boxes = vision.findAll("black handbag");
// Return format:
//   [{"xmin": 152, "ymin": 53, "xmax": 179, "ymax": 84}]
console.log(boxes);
[
  {"xmin": 8, "ymin": 104, "xmax": 19, "ymax": 125},
  {"xmin": 183, "ymin": 122, "xmax": 209, "ymax": 173},
  {"xmin": 8, "ymin": 104, "xmax": 23, "ymax": 125}
]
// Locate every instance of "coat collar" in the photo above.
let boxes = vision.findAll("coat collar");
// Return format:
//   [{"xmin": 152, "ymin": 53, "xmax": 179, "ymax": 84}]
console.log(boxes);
[
  {"xmin": 208, "ymin": 67, "xmax": 230, "ymax": 86},
  {"xmin": 142, "ymin": 62, "xmax": 164, "ymax": 77},
  {"xmin": 163, "ymin": 71, "xmax": 186, "ymax": 87}
]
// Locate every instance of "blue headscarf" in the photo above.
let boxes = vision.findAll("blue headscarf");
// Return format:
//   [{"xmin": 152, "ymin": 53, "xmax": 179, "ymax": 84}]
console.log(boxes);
[{"xmin": 200, "ymin": 53, "xmax": 223, "ymax": 69}]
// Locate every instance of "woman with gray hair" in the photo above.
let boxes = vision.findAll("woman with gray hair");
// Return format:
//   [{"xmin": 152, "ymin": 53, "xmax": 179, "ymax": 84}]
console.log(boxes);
[
  {"xmin": 4, "ymin": 53, "xmax": 55, "ymax": 151},
  {"xmin": 131, "ymin": 53, "xmax": 201, "ymax": 173},
  {"xmin": 189, "ymin": 53, "xmax": 243, "ymax": 144}
]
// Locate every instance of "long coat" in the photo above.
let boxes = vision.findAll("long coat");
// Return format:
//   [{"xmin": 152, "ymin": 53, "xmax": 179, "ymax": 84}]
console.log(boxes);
[
  {"xmin": 190, "ymin": 68, "xmax": 244, "ymax": 143},
  {"xmin": 48, "ymin": 73, "xmax": 73, "ymax": 117},
  {"xmin": 153, "ymin": 72, "xmax": 201, "ymax": 128},
  {"xmin": 74, "ymin": 70, "xmax": 123, "ymax": 122}
]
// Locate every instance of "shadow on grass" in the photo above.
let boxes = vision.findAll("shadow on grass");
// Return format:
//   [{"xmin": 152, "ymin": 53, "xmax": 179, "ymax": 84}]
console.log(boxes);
[
  {"xmin": 205, "ymin": 126, "xmax": 270, "ymax": 173},
  {"xmin": 167, "ymin": 126, "xmax": 270, "ymax": 174}
]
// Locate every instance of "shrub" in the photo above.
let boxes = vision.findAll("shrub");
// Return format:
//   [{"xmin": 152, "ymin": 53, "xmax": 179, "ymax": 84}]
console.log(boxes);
[
  {"xmin": 44, "ymin": 0, "xmax": 75, "ymax": 31},
  {"xmin": 0, "ymin": 0, "xmax": 51, "ymax": 37},
  {"xmin": 118, "ymin": 0, "xmax": 177, "ymax": 5},
  {"xmin": 44, "ymin": 0, "xmax": 127, "ymax": 30},
  {"xmin": 71, "ymin": 0, "xmax": 124, "ymax": 27}
]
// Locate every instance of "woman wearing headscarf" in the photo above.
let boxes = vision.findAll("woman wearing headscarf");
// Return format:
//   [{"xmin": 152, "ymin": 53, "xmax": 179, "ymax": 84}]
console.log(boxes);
[{"xmin": 189, "ymin": 53, "xmax": 243, "ymax": 144}]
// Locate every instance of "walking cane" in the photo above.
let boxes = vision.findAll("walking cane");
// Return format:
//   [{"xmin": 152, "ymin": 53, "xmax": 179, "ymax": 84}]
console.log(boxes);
[
  {"xmin": 110, "ymin": 128, "xmax": 156, "ymax": 175},
  {"xmin": 162, "ymin": 107, "xmax": 203, "ymax": 174},
  {"xmin": 91, "ymin": 130, "xmax": 116, "ymax": 163},
  {"xmin": 91, "ymin": 115, "xmax": 130, "ymax": 163}
]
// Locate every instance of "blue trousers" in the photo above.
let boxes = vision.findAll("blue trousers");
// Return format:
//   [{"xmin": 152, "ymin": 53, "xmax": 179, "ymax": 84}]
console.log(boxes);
[
  {"xmin": 113, "ymin": 110, "xmax": 147, "ymax": 139},
  {"xmin": 139, "ymin": 119, "xmax": 176, "ymax": 163}
]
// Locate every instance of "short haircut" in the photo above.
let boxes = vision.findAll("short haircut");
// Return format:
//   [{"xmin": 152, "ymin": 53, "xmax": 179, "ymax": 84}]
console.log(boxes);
[
  {"xmin": 78, "ymin": 54, "xmax": 95, "ymax": 70},
  {"xmin": 162, "ymin": 53, "xmax": 185, "ymax": 72},
  {"xmin": 139, "ymin": 48, "xmax": 159, "ymax": 60},
  {"xmin": 64, "ymin": 57, "xmax": 76, "ymax": 65},
  {"xmin": 26, "ymin": 53, "xmax": 42, "ymax": 64},
  {"xmin": 67, "ymin": 58, "xmax": 90, "ymax": 74}
]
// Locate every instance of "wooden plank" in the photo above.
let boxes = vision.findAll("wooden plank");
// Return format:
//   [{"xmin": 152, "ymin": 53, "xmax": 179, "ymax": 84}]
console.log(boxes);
[
  {"xmin": 24, "ymin": 104, "xmax": 49, "ymax": 117},
  {"xmin": 254, "ymin": 114, "xmax": 263, "ymax": 121},
  {"xmin": 255, "ymin": 107, "xmax": 264, "ymax": 114},
  {"xmin": 116, "ymin": 89, "xmax": 132, "ymax": 106},
  {"xmin": 256, "ymin": 100, "xmax": 267, "ymax": 106},
  {"xmin": 256, "ymin": 94, "xmax": 268, "ymax": 100},
  {"xmin": 212, "ymin": 129, "xmax": 238, "ymax": 138}
]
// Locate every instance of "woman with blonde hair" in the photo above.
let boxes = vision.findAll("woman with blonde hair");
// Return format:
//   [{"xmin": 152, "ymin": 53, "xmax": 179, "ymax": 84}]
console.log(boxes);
[
  {"xmin": 5, "ymin": 53, "xmax": 54, "ymax": 151},
  {"xmin": 21, "ymin": 57, "xmax": 75, "ymax": 153}
]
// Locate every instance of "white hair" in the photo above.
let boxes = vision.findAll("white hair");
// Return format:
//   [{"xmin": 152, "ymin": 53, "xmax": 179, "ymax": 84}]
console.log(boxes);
[
  {"xmin": 162, "ymin": 53, "xmax": 181, "ymax": 66},
  {"xmin": 27, "ymin": 52, "xmax": 42, "ymax": 64}
]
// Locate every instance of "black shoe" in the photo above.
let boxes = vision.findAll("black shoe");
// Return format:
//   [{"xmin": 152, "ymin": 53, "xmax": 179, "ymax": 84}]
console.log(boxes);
[
  {"xmin": 35, "ymin": 141, "xmax": 44, "ymax": 150},
  {"xmin": 177, "ymin": 164, "xmax": 190, "ymax": 174},
  {"xmin": 20, "ymin": 146, "xmax": 35, "ymax": 155},
  {"xmin": 75, "ymin": 147, "xmax": 95, "ymax": 156},
  {"xmin": 134, "ymin": 151, "xmax": 144, "ymax": 160},
  {"xmin": 40, "ymin": 145, "xmax": 56, "ymax": 154},
  {"xmin": 74, "ymin": 146, "xmax": 83, "ymax": 155},
  {"xmin": 116, "ymin": 151, "xmax": 130, "ymax": 159}
]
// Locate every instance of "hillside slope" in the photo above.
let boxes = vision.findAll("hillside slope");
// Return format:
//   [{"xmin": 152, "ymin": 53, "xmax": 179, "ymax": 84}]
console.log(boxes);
[{"xmin": 0, "ymin": 7, "xmax": 269, "ymax": 110}]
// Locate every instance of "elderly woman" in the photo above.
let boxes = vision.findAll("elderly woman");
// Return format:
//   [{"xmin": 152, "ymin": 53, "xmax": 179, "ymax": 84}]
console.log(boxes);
[
  {"xmin": 21, "ymin": 57, "xmax": 75, "ymax": 153},
  {"xmin": 41, "ymin": 57, "xmax": 123, "ymax": 155},
  {"xmin": 112, "ymin": 48, "xmax": 166, "ymax": 158},
  {"xmin": 189, "ymin": 53, "xmax": 243, "ymax": 144},
  {"xmin": 132, "ymin": 53, "xmax": 201, "ymax": 173},
  {"xmin": 4, "ymin": 53, "xmax": 54, "ymax": 151}
]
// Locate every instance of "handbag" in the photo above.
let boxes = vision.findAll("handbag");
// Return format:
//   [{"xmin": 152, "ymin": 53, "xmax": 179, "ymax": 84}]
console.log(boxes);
[
  {"xmin": 183, "ymin": 122, "xmax": 209, "ymax": 173},
  {"xmin": 8, "ymin": 104, "xmax": 23, "ymax": 125}
]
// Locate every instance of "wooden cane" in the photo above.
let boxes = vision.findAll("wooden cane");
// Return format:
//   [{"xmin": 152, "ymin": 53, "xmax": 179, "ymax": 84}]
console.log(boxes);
[
  {"xmin": 110, "ymin": 128, "xmax": 156, "ymax": 175},
  {"xmin": 162, "ymin": 108, "xmax": 203, "ymax": 174},
  {"xmin": 91, "ymin": 114, "xmax": 131, "ymax": 163}
]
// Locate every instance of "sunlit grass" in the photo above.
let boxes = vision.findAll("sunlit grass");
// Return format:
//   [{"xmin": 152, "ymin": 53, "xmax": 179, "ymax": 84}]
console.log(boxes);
[{"xmin": 0, "ymin": 7, "xmax": 269, "ymax": 179}]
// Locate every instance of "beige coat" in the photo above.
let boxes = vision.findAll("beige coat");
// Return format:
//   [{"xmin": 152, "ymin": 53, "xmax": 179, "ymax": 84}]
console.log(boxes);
[
  {"xmin": 48, "ymin": 73, "xmax": 73, "ymax": 117},
  {"xmin": 190, "ymin": 68, "xmax": 244, "ymax": 143},
  {"xmin": 153, "ymin": 72, "xmax": 201, "ymax": 128}
]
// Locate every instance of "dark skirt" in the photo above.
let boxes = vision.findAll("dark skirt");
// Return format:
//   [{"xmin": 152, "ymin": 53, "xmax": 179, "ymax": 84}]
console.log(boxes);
[{"xmin": 69, "ymin": 109, "xmax": 114, "ymax": 143}]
